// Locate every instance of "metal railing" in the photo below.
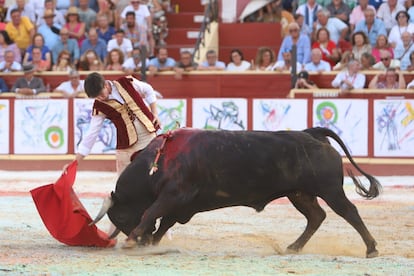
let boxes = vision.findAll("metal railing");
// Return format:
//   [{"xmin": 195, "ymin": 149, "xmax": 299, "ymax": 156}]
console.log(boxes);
[{"xmin": 192, "ymin": 0, "xmax": 218, "ymax": 62}]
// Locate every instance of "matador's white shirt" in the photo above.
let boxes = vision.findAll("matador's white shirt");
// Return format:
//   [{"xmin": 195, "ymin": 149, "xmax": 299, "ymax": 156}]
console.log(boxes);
[{"xmin": 77, "ymin": 78, "xmax": 156, "ymax": 156}]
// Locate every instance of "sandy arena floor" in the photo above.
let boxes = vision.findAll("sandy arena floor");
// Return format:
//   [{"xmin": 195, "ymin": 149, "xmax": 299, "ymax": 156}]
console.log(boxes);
[{"xmin": 0, "ymin": 171, "xmax": 413, "ymax": 275}]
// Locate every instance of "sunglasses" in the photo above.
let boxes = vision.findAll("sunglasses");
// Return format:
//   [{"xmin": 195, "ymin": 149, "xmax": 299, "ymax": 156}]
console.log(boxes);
[{"xmin": 381, "ymin": 57, "xmax": 390, "ymax": 61}]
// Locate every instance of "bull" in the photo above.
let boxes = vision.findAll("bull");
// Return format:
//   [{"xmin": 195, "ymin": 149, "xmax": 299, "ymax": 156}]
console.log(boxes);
[{"xmin": 91, "ymin": 127, "xmax": 381, "ymax": 258}]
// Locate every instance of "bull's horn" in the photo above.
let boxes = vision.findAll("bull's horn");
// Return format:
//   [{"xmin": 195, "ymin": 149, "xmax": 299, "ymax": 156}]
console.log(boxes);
[
  {"xmin": 89, "ymin": 196, "xmax": 113, "ymax": 226},
  {"xmin": 108, "ymin": 228, "xmax": 121, "ymax": 239}
]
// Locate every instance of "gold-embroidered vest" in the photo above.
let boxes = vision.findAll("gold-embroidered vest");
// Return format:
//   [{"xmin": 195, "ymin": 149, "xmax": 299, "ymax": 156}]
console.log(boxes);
[{"xmin": 92, "ymin": 76, "xmax": 158, "ymax": 149}]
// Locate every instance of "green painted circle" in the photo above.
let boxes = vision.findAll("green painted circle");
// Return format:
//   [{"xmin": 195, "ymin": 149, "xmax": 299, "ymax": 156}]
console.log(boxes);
[
  {"xmin": 316, "ymin": 102, "xmax": 338, "ymax": 124},
  {"xmin": 45, "ymin": 126, "xmax": 64, "ymax": 148}
]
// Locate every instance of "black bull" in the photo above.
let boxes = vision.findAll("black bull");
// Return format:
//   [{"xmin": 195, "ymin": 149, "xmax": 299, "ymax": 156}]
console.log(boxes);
[{"xmin": 92, "ymin": 127, "xmax": 381, "ymax": 258}]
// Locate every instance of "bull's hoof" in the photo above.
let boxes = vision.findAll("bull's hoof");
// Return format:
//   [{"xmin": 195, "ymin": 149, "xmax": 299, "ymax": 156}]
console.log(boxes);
[
  {"xmin": 285, "ymin": 246, "xmax": 300, "ymax": 254},
  {"xmin": 366, "ymin": 249, "xmax": 379, "ymax": 258},
  {"xmin": 138, "ymin": 234, "xmax": 153, "ymax": 247},
  {"xmin": 122, "ymin": 238, "xmax": 138, "ymax": 249}
]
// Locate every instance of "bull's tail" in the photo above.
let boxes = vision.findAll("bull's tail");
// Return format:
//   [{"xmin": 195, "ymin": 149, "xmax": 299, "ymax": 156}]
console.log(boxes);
[{"xmin": 304, "ymin": 127, "xmax": 382, "ymax": 199}]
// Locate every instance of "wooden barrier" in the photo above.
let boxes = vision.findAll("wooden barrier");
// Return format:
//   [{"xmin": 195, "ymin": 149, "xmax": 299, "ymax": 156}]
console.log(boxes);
[{"xmin": 289, "ymin": 88, "xmax": 414, "ymax": 99}]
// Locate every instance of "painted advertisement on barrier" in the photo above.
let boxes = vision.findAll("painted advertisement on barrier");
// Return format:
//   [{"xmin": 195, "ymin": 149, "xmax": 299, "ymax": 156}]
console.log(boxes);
[
  {"xmin": 73, "ymin": 99, "xmax": 116, "ymax": 154},
  {"xmin": 0, "ymin": 100, "xmax": 9, "ymax": 154},
  {"xmin": 312, "ymin": 99, "xmax": 368, "ymax": 156},
  {"xmin": 157, "ymin": 99, "xmax": 187, "ymax": 133},
  {"xmin": 14, "ymin": 99, "xmax": 68, "ymax": 154},
  {"xmin": 252, "ymin": 99, "xmax": 308, "ymax": 130},
  {"xmin": 374, "ymin": 99, "xmax": 414, "ymax": 157},
  {"xmin": 192, "ymin": 98, "xmax": 247, "ymax": 130}
]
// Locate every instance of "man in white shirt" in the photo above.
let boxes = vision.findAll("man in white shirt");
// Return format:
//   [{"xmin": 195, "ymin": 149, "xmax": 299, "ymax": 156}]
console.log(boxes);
[
  {"xmin": 197, "ymin": 49, "xmax": 225, "ymax": 71},
  {"xmin": 120, "ymin": 0, "xmax": 151, "ymax": 27},
  {"xmin": 314, "ymin": 9, "xmax": 348, "ymax": 45},
  {"xmin": 394, "ymin": 31, "xmax": 414, "ymax": 71},
  {"xmin": 295, "ymin": 0, "xmax": 322, "ymax": 31},
  {"xmin": 0, "ymin": 50, "xmax": 22, "ymax": 72},
  {"xmin": 304, "ymin": 48, "xmax": 331, "ymax": 72},
  {"xmin": 54, "ymin": 69, "xmax": 84, "ymax": 98},
  {"xmin": 122, "ymin": 47, "xmax": 149, "ymax": 74},
  {"xmin": 373, "ymin": 49, "xmax": 401, "ymax": 70},
  {"xmin": 120, "ymin": 0, "xmax": 155, "ymax": 56},
  {"xmin": 331, "ymin": 59, "xmax": 366, "ymax": 93},
  {"xmin": 68, "ymin": 72, "xmax": 160, "ymax": 175},
  {"xmin": 272, "ymin": 50, "xmax": 302, "ymax": 72},
  {"xmin": 107, "ymin": 29, "xmax": 134, "ymax": 59}
]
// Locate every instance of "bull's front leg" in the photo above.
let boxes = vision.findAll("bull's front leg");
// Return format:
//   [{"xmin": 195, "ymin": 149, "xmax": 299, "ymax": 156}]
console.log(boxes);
[
  {"xmin": 152, "ymin": 216, "xmax": 176, "ymax": 245},
  {"xmin": 123, "ymin": 199, "xmax": 172, "ymax": 249},
  {"xmin": 138, "ymin": 224, "xmax": 156, "ymax": 246},
  {"xmin": 122, "ymin": 217, "xmax": 154, "ymax": 249}
]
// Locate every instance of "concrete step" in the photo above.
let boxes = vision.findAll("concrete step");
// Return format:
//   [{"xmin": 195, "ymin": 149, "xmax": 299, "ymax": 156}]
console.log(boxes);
[
  {"xmin": 171, "ymin": 0, "xmax": 204, "ymax": 13},
  {"xmin": 166, "ymin": 12, "xmax": 204, "ymax": 29},
  {"xmin": 218, "ymin": 23, "xmax": 283, "ymax": 61},
  {"xmin": 165, "ymin": 28, "xmax": 200, "ymax": 45}
]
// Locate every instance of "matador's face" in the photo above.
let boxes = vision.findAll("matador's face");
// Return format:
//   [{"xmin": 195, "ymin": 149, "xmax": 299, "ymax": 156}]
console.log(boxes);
[{"xmin": 97, "ymin": 81, "xmax": 112, "ymax": 101}]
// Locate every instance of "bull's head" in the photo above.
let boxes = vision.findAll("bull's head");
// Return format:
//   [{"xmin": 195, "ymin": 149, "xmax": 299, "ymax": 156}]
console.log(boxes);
[{"xmin": 90, "ymin": 192, "xmax": 144, "ymax": 239}]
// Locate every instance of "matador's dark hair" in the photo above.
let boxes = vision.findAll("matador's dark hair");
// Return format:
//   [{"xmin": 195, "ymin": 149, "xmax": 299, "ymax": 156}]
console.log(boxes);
[{"xmin": 84, "ymin": 72, "xmax": 105, "ymax": 98}]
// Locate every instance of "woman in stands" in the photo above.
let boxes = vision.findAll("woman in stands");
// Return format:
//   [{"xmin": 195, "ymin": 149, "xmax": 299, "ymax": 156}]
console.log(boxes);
[
  {"xmin": 388, "ymin": 10, "xmax": 414, "ymax": 49},
  {"xmin": 332, "ymin": 50, "xmax": 354, "ymax": 71},
  {"xmin": 105, "ymin": 48, "xmax": 125, "ymax": 71},
  {"xmin": 64, "ymin": 6, "xmax": 86, "ymax": 48},
  {"xmin": 79, "ymin": 49, "xmax": 104, "ymax": 71},
  {"xmin": 30, "ymin": 46, "xmax": 51, "ymax": 72},
  {"xmin": 368, "ymin": 68, "xmax": 406, "ymax": 89},
  {"xmin": 0, "ymin": 30, "xmax": 21, "ymax": 63},
  {"xmin": 52, "ymin": 50, "xmax": 73, "ymax": 72},
  {"xmin": 251, "ymin": 47, "xmax": 275, "ymax": 71},
  {"xmin": 226, "ymin": 49, "xmax": 251, "ymax": 71},
  {"xmin": 351, "ymin": 31, "xmax": 371, "ymax": 62},
  {"xmin": 372, "ymin": 35, "xmax": 394, "ymax": 63},
  {"xmin": 312, "ymin": 27, "xmax": 340, "ymax": 69},
  {"xmin": 23, "ymin": 33, "xmax": 52, "ymax": 66},
  {"xmin": 406, "ymin": 51, "xmax": 414, "ymax": 71},
  {"xmin": 97, "ymin": 0, "xmax": 119, "ymax": 28}
]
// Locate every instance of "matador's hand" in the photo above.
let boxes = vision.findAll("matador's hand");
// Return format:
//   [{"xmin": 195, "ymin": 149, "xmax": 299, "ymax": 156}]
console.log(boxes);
[{"xmin": 153, "ymin": 116, "xmax": 161, "ymax": 129}]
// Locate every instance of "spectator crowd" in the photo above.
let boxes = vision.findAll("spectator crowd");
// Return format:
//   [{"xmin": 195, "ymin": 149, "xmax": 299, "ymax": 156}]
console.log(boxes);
[
  {"xmin": 238, "ymin": 0, "xmax": 414, "ymax": 91},
  {"xmin": 0, "ymin": 0, "xmax": 171, "ymax": 94}
]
